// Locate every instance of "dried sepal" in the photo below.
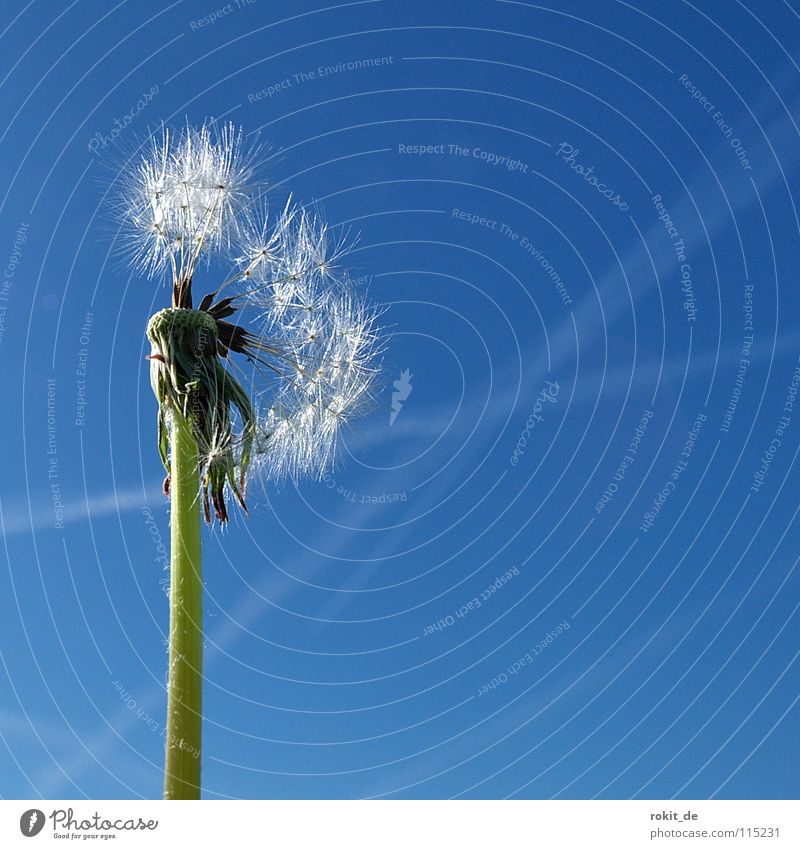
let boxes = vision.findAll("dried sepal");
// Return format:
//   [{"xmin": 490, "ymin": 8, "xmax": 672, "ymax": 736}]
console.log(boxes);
[{"xmin": 146, "ymin": 307, "xmax": 256, "ymax": 524}]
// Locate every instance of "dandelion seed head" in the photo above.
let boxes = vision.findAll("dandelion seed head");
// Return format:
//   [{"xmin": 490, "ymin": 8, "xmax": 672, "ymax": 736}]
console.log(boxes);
[
  {"xmin": 121, "ymin": 119, "xmax": 383, "ymax": 519},
  {"xmin": 244, "ymin": 212, "xmax": 383, "ymax": 484},
  {"xmin": 117, "ymin": 121, "xmax": 261, "ymax": 282}
]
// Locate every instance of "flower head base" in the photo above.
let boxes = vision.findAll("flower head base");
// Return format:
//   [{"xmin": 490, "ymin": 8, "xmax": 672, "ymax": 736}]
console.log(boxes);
[
  {"xmin": 147, "ymin": 307, "xmax": 255, "ymax": 523},
  {"xmin": 124, "ymin": 121, "xmax": 383, "ymax": 523}
]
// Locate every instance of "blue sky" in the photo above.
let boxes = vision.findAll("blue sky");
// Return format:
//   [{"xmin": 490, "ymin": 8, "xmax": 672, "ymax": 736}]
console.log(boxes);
[{"xmin": 1, "ymin": 0, "xmax": 799, "ymax": 799}]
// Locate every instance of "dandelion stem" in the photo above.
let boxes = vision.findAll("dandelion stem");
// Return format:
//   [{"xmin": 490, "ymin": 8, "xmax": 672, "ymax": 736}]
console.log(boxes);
[{"xmin": 164, "ymin": 405, "xmax": 203, "ymax": 800}]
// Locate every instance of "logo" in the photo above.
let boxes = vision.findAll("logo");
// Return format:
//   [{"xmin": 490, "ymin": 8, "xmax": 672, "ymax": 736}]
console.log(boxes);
[
  {"xmin": 19, "ymin": 809, "xmax": 45, "ymax": 837},
  {"xmin": 390, "ymin": 369, "xmax": 413, "ymax": 425}
]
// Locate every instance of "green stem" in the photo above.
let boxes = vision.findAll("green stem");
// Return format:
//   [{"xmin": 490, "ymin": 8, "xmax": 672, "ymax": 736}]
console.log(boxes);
[{"xmin": 164, "ymin": 405, "xmax": 203, "ymax": 799}]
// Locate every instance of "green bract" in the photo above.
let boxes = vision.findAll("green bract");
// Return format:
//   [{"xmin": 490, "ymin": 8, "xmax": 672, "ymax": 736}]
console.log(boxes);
[{"xmin": 146, "ymin": 307, "xmax": 255, "ymax": 523}]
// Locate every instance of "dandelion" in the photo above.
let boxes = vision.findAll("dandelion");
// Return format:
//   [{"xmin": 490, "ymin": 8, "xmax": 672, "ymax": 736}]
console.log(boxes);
[{"xmin": 114, "ymin": 121, "xmax": 382, "ymax": 799}]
